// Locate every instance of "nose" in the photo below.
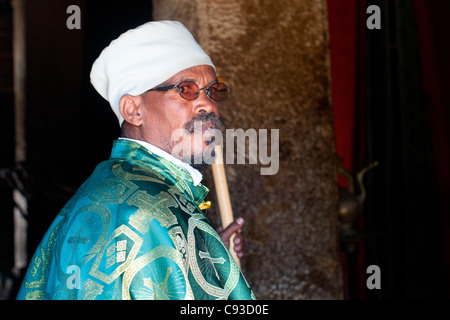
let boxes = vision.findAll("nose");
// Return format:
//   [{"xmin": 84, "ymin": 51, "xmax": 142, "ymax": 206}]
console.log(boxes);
[{"xmin": 192, "ymin": 90, "xmax": 219, "ymax": 115}]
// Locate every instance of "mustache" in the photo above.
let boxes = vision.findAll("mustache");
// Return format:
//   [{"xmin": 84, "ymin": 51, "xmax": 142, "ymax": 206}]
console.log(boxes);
[{"xmin": 184, "ymin": 112, "xmax": 222, "ymax": 133}]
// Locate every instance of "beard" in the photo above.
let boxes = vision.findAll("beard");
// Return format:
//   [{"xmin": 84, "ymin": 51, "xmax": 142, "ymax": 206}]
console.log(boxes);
[
  {"xmin": 184, "ymin": 111, "xmax": 222, "ymax": 133},
  {"xmin": 183, "ymin": 112, "xmax": 222, "ymax": 172}
]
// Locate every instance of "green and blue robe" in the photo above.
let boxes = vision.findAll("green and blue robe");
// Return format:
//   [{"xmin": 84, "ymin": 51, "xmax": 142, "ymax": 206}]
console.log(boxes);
[{"xmin": 16, "ymin": 139, "xmax": 255, "ymax": 300}]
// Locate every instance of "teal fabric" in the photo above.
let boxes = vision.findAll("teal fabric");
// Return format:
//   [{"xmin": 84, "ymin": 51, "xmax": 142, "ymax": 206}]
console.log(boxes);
[{"xmin": 16, "ymin": 139, "xmax": 254, "ymax": 300}]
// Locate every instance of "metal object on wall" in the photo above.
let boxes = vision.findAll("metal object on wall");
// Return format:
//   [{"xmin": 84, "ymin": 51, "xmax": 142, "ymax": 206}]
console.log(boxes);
[{"xmin": 338, "ymin": 161, "xmax": 379, "ymax": 252}]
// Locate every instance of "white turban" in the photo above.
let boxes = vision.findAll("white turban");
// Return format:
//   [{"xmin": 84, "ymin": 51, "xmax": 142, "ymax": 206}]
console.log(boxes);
[{"xmin": 90, "ymin": 20, "xmax": 215, "ymax": 125}]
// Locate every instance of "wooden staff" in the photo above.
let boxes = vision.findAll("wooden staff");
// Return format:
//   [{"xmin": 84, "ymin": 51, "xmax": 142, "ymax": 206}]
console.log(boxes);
[{"xmin": 211, "ymin": 144, "xmax": 241, "ymax": 268}]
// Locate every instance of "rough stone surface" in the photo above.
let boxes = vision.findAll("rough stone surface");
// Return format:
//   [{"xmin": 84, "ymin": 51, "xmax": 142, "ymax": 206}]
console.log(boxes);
[{"xmin": 154, "ymin": 0, "xmax": 342, "ymax": 299}]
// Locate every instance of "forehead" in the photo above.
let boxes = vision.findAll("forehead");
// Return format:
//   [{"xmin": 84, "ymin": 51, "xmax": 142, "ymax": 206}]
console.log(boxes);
[{"xmin": 163, "ymin": 65, "xmax": 217, "ymax": 84}]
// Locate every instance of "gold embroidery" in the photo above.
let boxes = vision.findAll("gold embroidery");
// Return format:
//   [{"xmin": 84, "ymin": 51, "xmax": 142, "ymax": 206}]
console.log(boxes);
[
  {"xmin": 24, "ymin": 219, "xmax": 63, "ymax": 291},
  {"xmin": 53, "ymin": 284, "xmax": 76, "ymax": 300},
  {"xmin": 127, "ymin": 190, "xmax": 178, "ymax": 234},
  {"xmin": 117, "ymin": 240, "xmax": 127, "ymax": 251},
  {"xmin": 88, "ymin": 177, "xmax": 138, "ymax": 204},
  {"xmin": 89, "ymin": 225, "xmax": 142, "ymax": 284},
  {"xmin": 81, "ymin": 279, "xmax": 104, "ymax": 300},
  {"xmin": 113, "ymin": 162, "xmax": 166, "ymax": 184},
  {"xmin": 168, "ymin": 227, "xmax": 187, "ymax": 260},
  {"xmin": 168, "ymin": 188, "xmax": 196, "ymax": 215},
  {"xmin": 186, "ymin": 217, "xmax": 240, "ymax": 299},
  {"xmin": 198, "ymin": 250, "xmax": 226, "ymax": 280},
  {"xmin": 25, "ymin": 290, "xmax": 45, "ymax": 300},
  {"xmin": 77, "ymin": 204, "xmax": 112, "ymax": 266},
  {"xmin": 141, "ymin": 266, "xmax": 173, "ymax": 299},
  {"xmin": 106, "ymin": 243, "xmax": 115, "ymax": 257},
  {"xmin": 122, "ymin": 245, "xmax": 194, "ymax": 300}
]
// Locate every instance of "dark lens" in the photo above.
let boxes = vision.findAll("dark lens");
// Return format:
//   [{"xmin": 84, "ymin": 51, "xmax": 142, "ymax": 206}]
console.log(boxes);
[
  {"xmin": 177, "ymin": 81, "xmax": 199, "ymax": 100},
  {"xmin": 209, "ymin": 83, "xmax": 230, "ymax": 102}
]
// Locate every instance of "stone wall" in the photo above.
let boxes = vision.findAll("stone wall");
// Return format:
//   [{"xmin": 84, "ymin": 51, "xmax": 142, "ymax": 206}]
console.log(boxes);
[{"xmin": 153, "ymin": 0, "xmax": 342, "ymax": 299}]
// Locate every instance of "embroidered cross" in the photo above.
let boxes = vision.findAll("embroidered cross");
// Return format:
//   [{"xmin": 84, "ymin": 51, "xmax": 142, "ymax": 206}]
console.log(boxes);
[{"xmin": 199, "ymin": 250, "xmax": 226, "ymax": 280}]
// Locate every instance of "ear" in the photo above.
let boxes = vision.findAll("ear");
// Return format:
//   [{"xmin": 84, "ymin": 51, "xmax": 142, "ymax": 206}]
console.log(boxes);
[{"xmin": 119, "ymin": 94, "xmax": 144, "ymax": 126}]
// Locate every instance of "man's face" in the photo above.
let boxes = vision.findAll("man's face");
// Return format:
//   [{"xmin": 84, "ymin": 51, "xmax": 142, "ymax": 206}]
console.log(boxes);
[{"xmin": 138, "ymin": 65, "xmax": 222, "ymax": 168}]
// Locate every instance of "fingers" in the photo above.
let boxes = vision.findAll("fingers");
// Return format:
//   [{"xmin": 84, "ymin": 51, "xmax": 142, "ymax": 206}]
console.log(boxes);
[
  {"xmin": 217, "ymin": 217, "xmax": 245, "ymax": 258},
  {"xmin": 233, "ymin": 231, "xmax": 244, "ymax": 258},
  {"xmin": 220, "ymin": 217, "xmax": 244, "ymax": 240}
]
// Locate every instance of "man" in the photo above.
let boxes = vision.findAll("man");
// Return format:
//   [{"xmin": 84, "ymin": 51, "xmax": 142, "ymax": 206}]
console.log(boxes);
[{"xmin": 16, "ymin": 21, "xmax": 254, "ymax": 300}]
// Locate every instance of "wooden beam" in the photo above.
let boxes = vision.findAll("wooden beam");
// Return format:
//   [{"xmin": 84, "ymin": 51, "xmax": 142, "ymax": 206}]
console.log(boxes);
[{"xmin": 12, "ymin": 0, "xmax": 28, "ymax": 275}]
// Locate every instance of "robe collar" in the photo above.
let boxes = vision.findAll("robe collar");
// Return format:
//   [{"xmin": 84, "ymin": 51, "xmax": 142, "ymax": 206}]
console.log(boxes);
[
  {"xmin": 118, "ymin": 137, "xmax": 203, "ymax": 186},
  {"xmin": 109, "ymin": 139, "xmax": 209, "ymax": 205}
]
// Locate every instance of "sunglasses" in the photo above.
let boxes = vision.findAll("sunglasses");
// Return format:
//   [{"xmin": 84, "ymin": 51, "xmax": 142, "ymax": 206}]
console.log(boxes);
[{"xmin": 146, "ymin": 80, "xmax": 231, "ymax": 102}]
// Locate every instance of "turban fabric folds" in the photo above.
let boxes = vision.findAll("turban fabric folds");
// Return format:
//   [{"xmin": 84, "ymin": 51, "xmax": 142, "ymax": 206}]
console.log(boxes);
[{"xmin": 90, "ymin": 21, "xmax": 215, "ymax": 125}]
